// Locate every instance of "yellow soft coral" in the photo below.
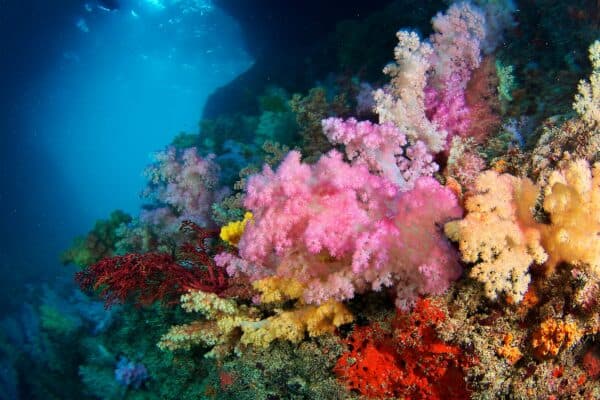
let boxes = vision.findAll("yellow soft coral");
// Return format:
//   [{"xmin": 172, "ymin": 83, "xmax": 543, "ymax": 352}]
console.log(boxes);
[
  {"xmin": 219, "ymin": 212, "xmax": 253, "ymax": 246},
  {"xmin": 541, "ymin": 160, "xmax": 600, "ymax": 275},
  {"xmin": 157, "ymin": 290, "xmax": 260, "ymax": 357},
  {"xmin": 445, "ymin": 170, "xmax": 547, "ymax": 302},
  {"xmin": 531, "ymin": 318, "xmax": 581, "ymax": 359},
  {"xmin": 241, "ymin": 300, "xmax": 354, "ymax": 348},
  {"xmin": 158, "ymin": 285, "xmax": 354, "ymax": 358},
  {"xmin": 252, "ymin": 276, "xmax": 305, "ymax": 303},
  {"xmin": 573, "ymin": 40, "xmax": 600, "ymax": 125}
]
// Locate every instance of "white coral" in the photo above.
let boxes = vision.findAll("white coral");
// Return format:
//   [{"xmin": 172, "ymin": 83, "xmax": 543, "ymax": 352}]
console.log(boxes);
[{"xmin": 573, "ymin": 41, "xmax": 600, "ymax": 125}]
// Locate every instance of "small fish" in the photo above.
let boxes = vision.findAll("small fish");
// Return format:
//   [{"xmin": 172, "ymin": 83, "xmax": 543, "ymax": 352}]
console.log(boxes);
[
  {"xmin": 76, "ymin": 17, "xmax": 89, "ymax": 33},
  {"xmin": 97, "ymin": 0, "xmax": 119, "ymax": 11}
]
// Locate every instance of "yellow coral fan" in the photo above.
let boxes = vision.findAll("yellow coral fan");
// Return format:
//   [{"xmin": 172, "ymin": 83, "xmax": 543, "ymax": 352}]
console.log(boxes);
[
  {"xmin": 444, "ymin": 170, "xmax": 547, "ymax": 302},
  {"xmin": 541, "ymin": 160, "xmax": 600, "ymax": 275},
  {"xmin": 219, "ymin": 212, "xmax": 253, "ymax": 246},
  {"xmin": 531, "ymin": 318, "xmax": 581, "ymax": 359},
  {"xmin": 158, "ymin": 288, "xmax": 354, "ymax": 358},
  {"xmin": 573, "ymin": 40, "xmax": 599, "ymax": 125}
]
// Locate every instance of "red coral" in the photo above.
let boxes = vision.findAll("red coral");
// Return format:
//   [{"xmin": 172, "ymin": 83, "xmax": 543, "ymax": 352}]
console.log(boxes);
[
  {"xmin": 334, "ymin": 325, "xmax": 403, "ymax": 398},
  {"xmin": 335, "ymin": 299, "xmax": 474, "ymax": 399},
  {"xmin": 177, "ymin": 221, "xmax": 228, "ymax": 292},
  {"xmin": 583, "ymin": 345, "xmax": 600, "ymax": 380},
  {"xmin": 464, "ymin": 56, "xmax": 501, "ymax": 143},
  {"xmin": 76, "ymin": 223, "xmax": 229, "ymax": 307}
]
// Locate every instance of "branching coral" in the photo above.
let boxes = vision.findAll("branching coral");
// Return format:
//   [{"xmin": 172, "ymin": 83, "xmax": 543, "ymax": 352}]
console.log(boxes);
[
  {"xmin": 75, "ymin": 253, "xmax": 219, "ymax": 308},
  {"xmin": 77, "ymin": 224, "xmax": 228, "ymax": 307},
  {"xmin": 227, "ymin": 149, "xmax": 462, "ymax": 309},
  {"xmin": 445, "ymin": 170, "xmax": 547, "ymax": 302}
]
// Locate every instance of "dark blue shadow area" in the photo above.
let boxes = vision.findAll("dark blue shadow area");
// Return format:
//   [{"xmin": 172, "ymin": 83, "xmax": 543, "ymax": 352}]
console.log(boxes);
[{"xmin": 0, "ymin": 0, "xmax": 251, "ymax": 313}]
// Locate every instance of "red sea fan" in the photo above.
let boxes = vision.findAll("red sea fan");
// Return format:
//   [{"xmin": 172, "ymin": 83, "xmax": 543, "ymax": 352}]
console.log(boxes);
[
  {"xmin": 177, "ymin": 221, "xmax": 227, "ymax": 292},
  {"xmin": 76, "ymin": 223, "xmax": 229, "ymax": 308}
]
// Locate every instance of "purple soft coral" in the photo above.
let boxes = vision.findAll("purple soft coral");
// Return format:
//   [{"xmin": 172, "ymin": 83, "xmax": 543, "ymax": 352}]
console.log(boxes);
[{"xmin": 142, "ymin": 147, "xmax": 227, "ymax": 231}]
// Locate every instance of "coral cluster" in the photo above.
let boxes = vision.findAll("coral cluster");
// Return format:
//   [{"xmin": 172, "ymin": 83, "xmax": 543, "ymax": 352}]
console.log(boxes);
[
  {"xmin": 222, "ymin": 149, "xmax": 462, "ymax": 309},
  {"xmin": 446, "ymin": 158, "xmax": 600, "ymax": 302}
]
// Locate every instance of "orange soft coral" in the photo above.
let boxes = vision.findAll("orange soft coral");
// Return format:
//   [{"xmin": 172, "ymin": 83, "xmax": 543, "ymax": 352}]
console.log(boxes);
[
  {"xmin": 496, "ymin": 333, "xmax": 523, "ymax": 365},
  {"xmin": 531, "ymin": 318, "xmax": 581, "ymax": 359}
]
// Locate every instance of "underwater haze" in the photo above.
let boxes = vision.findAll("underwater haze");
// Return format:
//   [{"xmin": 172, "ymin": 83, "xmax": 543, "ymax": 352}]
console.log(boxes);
[{"xmin": 0, "ymin": 0, "xmax": 251, "ymax": 310}]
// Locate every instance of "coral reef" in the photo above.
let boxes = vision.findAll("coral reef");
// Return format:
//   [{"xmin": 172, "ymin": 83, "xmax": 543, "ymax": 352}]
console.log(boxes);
[{"xmin": 29, "ymin": 2, "xmax": 600, "ymax": 399}]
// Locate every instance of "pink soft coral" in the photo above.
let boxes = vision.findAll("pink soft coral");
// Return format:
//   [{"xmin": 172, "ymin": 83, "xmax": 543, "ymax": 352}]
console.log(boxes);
[
  {"xmin": 226, "ymin": 150, "xmax": 462, "ymax": 309},
  {"xmin": 375, "ymin": 1, "xmax": 491, "ymax": 152},
  {"xmin": 425, "ymin": 1, "xmax": 487, "ymax": 145},
  {"xmin": 322, "ymin": 117, "xmax": 438, "ymax": 190}
]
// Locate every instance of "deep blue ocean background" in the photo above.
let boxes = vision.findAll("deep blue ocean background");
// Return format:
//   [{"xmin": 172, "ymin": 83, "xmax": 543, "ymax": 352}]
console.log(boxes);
[{"xmin": 0, "ymin": 0, "xmax": 251, "ymax": 313}]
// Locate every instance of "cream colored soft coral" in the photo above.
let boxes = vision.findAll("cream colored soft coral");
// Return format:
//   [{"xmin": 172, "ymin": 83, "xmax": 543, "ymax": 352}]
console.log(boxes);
[
  {"xmin": 444, "ymin": 170, "xmax": 547, "ymax": 302},
  {"xmin": 374, "ymin": 31, "xmax": 446, "ymax": 152},
  {"xmin": 573, "ymin": 40, "xmax": 600, "ymax": 125},
  {"xmin": 541, "ymin": 160, "xmax": 600, "ymax": 275},
  {"xmin": 158, "ymin": 281, "xmax": 353, "ymax": 358}
]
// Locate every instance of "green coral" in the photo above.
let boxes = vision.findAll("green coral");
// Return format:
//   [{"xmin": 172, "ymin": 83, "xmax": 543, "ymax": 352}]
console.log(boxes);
[
  {"xmin": 78, "ymin": 305, "xmax": 213, "ymax": 400},
  {"xmin": 496, "ymin": 59, "xmax": 517, "ymax": 105},
  {"xmin": 171, "ymin": 132, "xmax": 200, "ymax": 149},
  {"xmin": 39, "ymin": 305, "xmax": 80, "ymax": 336},
  {"xmin": 211, "ymin": 336, "xmax": 357, "ymax": 400},
  {"xmin": 289, "ymin": 86, "xmax": 350, "ymax": 161},
  {"xmin": 61, "ymin": 210, "xmax": 132, "ymax": 268}
]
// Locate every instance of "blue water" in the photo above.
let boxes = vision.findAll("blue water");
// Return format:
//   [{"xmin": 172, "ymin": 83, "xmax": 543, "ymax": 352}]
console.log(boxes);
[{"xmin": 0, "ymin": 0, "xmax": 251, "ymax": 310}]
